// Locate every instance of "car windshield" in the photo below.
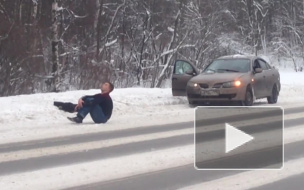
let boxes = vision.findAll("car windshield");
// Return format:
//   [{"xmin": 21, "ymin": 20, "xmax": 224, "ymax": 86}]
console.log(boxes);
[{"xmin": 204, "ymin": 59, "xmax": 251, "ymax": 73}]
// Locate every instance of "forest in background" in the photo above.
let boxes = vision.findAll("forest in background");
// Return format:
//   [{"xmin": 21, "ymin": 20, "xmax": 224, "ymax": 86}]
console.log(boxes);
[{"xmin": 1, "ymin": 0, "xmax": 304, "ymax": 96}]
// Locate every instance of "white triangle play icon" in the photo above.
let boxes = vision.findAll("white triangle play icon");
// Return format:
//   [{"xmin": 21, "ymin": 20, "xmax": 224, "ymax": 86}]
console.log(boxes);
[{"xmin": 225, "ymin": 123, "xmax": 254, "ymax": 153}]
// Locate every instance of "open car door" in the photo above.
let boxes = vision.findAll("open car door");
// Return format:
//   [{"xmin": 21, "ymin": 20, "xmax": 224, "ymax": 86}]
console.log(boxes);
[{"xmin": 172, "ymin": 60, "xmax": 199, "ymax": 96}]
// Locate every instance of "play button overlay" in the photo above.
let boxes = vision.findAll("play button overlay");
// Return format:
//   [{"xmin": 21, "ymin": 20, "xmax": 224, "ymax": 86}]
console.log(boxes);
[
  {"xmin": 225, "ymin": 123, "xmax": 254, "ymax": 153},
  {"xmin": 195, "ymin": 107, "xmax": 283, "ymax": 170}
]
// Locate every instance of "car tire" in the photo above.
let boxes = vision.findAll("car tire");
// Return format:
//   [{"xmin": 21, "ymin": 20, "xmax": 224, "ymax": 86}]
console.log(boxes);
[
  {"xmin": 188, "ymin": 100, "xmax": 196, "ymax": 107},
  {"xmin": 267, "ymin": 85, "xmax": 278, "ymax": 104},
  {"xmin": 242, "ymin": 87, "xmax": 254, "ymax": 106}
]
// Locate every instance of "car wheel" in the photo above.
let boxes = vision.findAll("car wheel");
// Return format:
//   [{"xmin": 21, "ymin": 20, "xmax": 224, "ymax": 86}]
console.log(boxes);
[
  {"xmin": 267, "ymin": 85, "xmax": 278, "ymax": 104},
  {"xmin": 188, "ymin": 100, "xmax": 196, "ymax": 107},
  {"xmin": 242, "ymin": 87, "xmax": 253, "ymax": 106}
]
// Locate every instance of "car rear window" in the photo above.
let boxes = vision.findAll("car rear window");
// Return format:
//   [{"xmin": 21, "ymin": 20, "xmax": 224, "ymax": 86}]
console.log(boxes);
[{"xmin": 204, "ymin": 59, "xmax": 251, "ymax": 73}]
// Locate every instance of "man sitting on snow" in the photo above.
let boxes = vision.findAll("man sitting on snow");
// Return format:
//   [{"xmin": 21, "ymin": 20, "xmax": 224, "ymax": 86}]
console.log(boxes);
[{"xmin": 54, "ymin": 82, "xmax": 114, "ymax": 124}]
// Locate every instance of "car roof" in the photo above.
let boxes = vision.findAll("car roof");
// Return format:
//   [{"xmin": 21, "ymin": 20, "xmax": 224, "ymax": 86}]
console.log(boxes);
[{"xmin": 216, "ymin": 54, "xmax": 258, "ymax": 60}]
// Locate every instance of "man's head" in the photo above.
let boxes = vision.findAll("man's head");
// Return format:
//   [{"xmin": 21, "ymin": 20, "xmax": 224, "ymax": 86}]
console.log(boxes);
[{"xmin": 101, "ymin": 82, "xmax": 114, "ymax": 93}]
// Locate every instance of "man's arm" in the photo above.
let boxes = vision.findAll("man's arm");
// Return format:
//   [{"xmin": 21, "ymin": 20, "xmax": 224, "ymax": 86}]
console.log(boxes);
[
  {"xmin": 84, "ymin": 94, "xmax": 105, "ymax": 106},
  {"xmin": 75, "ymin": 95, "xmax": 93, "ymax": 111}
]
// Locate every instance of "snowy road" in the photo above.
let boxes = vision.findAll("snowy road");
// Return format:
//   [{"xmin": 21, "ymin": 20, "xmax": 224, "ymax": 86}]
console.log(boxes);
[{"xmin": 0, "ymin": 104, "xmax": 304, "ymax": 189}]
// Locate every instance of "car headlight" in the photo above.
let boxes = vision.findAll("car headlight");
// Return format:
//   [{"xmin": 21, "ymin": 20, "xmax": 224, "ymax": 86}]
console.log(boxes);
[
  {"xmin": 222, "ymin": 80, "xmax": 242, "ymax": 88},
  {"xmin": 188, "ymin": 81, "xmax": 198, "ymax": 87}
]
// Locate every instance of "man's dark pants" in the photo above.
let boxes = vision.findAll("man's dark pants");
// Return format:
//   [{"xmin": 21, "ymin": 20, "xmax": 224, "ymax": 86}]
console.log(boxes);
[{"xmin": 54, "ymin": 98, "xmax": 107, "ymax": 123}]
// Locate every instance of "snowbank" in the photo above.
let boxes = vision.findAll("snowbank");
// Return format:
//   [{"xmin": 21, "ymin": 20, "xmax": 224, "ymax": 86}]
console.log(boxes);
[{"xmin": 0, "ymin": 87, "xmax": 191, "ymax": 144}]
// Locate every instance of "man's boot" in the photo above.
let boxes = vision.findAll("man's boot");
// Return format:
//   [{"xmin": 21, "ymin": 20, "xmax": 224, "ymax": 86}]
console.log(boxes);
[{"xmin": 67, "ymin": 116, "xmax": 83, "ymax": 123}]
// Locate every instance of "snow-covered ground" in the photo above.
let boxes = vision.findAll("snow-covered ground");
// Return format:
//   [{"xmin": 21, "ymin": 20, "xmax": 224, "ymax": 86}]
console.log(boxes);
[
  {"xmin": 0, "ymin": 87, "xmax": 191, "ymax": 144},
  {"xmin": 0, "ymin": 70, "xmax": 303, "ymax": 144}
]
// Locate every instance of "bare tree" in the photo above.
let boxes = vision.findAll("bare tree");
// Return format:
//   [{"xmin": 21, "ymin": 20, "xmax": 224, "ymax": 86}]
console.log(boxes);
[
  {"xmin": 48, "ymin": 0, "xmax": 60, "ymax": 92},
  {"xmin": 2, "ymin": 0, "xmax": 304, "ymax": 96}
]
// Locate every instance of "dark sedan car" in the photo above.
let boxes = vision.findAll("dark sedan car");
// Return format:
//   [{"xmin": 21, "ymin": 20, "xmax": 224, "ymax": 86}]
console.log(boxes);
[{"xmin": 172, "ymin": 55, "xmax": 281, "ymax": 106}]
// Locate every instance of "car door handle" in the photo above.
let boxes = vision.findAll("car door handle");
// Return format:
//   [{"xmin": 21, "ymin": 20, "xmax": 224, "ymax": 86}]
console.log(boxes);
[
  {"xmin": 172, "ymin": 77, "xmax": 178, "ymax": 81},
  {"xmin": 263, "ymin": 76, "xmax": 266, "ymax": 78}
]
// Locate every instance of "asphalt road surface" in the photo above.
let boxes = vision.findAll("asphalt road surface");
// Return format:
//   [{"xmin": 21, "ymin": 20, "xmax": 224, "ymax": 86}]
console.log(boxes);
[{"xmin": 252, "ymin": 173, "xmax": 304, "ymax": 190}]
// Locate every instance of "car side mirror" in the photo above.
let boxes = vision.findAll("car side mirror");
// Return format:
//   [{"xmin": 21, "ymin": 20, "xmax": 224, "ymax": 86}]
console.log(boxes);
[
  {"xmin": 254, "ymin": 68, "xmax": 263, "ymax": 73},
  {"xmin": 185, "ymin": 70, "xmax": 196, "ymax": 76}
]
